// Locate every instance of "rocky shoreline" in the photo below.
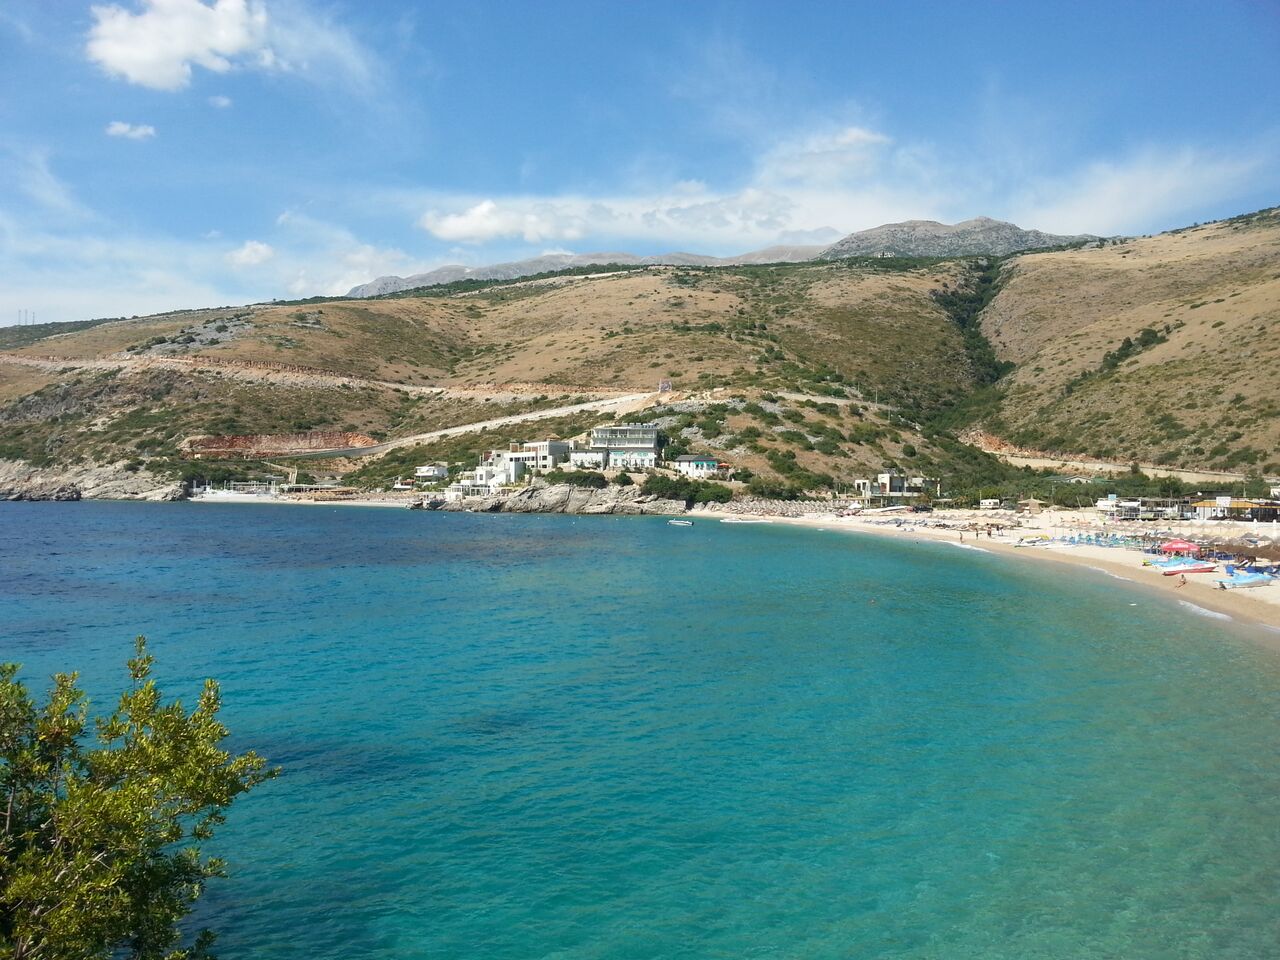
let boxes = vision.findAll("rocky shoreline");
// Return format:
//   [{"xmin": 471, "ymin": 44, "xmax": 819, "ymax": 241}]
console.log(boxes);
[
  {"xmin": 432, "ymin": 483, "xmax": 687, "ymax": 516},
  {"xmin": 0, "ymin": 459, "xmax": 185, "ymax": 502}
]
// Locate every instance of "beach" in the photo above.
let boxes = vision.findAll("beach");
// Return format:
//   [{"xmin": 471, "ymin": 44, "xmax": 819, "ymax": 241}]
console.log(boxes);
[{"xmin": 725, "ymin": 506, "xmax": 1280, "ymax": 637}]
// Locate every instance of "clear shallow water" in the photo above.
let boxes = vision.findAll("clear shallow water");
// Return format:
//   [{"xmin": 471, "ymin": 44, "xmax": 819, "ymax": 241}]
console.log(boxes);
[{"xmin": 2, "ymin": 502, "xmax": 1280, "ymax": 959}]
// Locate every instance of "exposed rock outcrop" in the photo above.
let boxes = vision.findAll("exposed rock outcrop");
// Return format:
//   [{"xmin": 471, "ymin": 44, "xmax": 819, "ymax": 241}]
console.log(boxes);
[
  {"xmin": 435, "ymin": 483, "xmax": 687, "ymax": 516},
  {"xmin": 0, "ymin": 459, "xmax": 185, "ymax": 502},
  {"xmin": 820, "ymin": 217, "xmax": 1094, "ymax": 259}
]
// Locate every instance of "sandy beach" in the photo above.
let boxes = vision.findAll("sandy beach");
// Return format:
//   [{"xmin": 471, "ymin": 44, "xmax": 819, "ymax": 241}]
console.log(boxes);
[{"xmin": 730, "ymin": 507, "xmax": 1280, "ymax": 639}]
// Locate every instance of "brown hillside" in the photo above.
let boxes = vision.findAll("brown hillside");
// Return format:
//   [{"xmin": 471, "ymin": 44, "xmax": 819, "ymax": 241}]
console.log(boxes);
[{"xmin": 982, "ymin": 209, "xmax": 1280, "ymax": 473}]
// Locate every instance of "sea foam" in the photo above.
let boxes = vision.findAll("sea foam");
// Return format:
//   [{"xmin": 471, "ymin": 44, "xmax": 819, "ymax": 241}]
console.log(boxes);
[{"xmin": 1178, "ymin": 600, "xmax": 1233, "ymax": 621}]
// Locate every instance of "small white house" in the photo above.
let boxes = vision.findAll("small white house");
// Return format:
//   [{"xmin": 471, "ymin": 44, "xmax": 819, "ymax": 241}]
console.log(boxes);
[
  {"xmin": 442, "ymin": 464, "xmax": 512, "ymax": 501},
  {"xmin": 673, "ymin": 455, "xmax": 720, "ymax": 478},
  {"xmin": 414, "ymin": 464, "xmax": 448, "ymax": 481},
  {"xmin": 979, "ymin": 498, "xmax": 1002, "ymax": 510}
]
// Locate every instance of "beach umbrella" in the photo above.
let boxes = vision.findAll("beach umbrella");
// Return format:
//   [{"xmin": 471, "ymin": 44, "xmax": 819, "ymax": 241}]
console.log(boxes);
[{"xmin": 1160, "ymin": 538, "xmax": 1200, "ymax": 554}]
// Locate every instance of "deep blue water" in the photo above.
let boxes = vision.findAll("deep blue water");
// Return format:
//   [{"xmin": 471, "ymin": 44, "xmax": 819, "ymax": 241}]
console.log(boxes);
[{"xmin": 3, "ymin": 502, "xmax": 1280, "ymax": 959}]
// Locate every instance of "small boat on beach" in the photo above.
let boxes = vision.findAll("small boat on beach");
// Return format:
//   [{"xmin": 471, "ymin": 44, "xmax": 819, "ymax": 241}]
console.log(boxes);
[
  {"xmin": 1159, "ymin": 561, "xmax": 1217, "ymax": 576},
  {"xmin": 667, "ymin": 518, "xmax": 694, "ymax": 527},
  {"xmin": 1216, "ymin": 571, "xmax": 1275, "ymax": 590}
]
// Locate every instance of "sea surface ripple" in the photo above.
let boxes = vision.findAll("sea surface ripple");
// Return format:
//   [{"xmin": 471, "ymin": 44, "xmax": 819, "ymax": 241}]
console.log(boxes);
[{"xmin": 2, "ymin": 502, "xmax": 1279, "ymax": 959}]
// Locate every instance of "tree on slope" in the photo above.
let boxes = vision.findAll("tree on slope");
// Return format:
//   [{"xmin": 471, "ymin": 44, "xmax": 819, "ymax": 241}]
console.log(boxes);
[{"xmin": 0, "ymin": 637, "xmax": 277, "ymax": 959}]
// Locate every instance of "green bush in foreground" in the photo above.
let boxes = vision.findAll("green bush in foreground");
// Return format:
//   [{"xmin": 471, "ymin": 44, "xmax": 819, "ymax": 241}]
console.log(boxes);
[{"xmin": 0, "ymin": 638, "xmax": 277, "ymax": 960}]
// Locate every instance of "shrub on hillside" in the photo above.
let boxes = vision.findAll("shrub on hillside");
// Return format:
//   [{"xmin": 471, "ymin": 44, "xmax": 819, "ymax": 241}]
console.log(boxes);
[
  {"xmin": 544, "ymin": 469, "xmax": 608, "ymax": 489},
  {"xmin": 641, "ymin": 474, "xmax": 732, "ymax": 505}
]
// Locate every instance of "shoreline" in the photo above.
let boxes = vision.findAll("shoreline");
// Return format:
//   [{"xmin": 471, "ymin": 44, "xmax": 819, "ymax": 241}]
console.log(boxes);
[
  {"xmin": 736, "ymin": 510, "xmax": 1280, "ymax": 640},
  {"xmin": 41, "ymin": 493, "xmax": 1280, "ymax": 638}
]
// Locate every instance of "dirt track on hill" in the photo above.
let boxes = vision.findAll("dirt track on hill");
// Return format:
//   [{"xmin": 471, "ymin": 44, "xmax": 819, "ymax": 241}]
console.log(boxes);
[{"xmin": 0, "ymin": 353, "xmax": 634, "ymax": 402}]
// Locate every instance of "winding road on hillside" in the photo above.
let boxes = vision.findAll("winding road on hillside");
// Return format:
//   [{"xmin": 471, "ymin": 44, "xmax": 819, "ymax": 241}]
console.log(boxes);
[
  {"xmin": 0, "ymin": 352, "xmax": 636, "ymax": 402},
  {"xmin": 0, "ymin": 351, "xmax": 658, "ymax": 460},
  {"xmin": 286, "ymin": 392, "xmax": 658, "ymax": 459},
  {"xmin": 964, "ymin": 432, "xmax": 1254, "ymax": 486}
]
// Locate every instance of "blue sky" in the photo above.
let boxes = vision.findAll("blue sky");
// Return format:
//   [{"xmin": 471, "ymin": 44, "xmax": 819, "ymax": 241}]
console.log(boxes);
[{"xmin": 1, "ymin": 0, "xmax": 1278, "ymax": 324}]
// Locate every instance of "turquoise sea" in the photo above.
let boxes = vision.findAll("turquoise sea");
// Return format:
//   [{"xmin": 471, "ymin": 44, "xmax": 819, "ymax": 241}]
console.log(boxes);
[{"xmin": 2, "ymin": 502, "xmax": 1280, "ymax": 958}]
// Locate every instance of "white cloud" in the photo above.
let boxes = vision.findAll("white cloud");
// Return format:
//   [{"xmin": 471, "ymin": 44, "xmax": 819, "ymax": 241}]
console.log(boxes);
[
  {"xmin": 226, "ymin": 239, "xmax": 274, "ymax": 266},
  {"xmin": 411, "ymin": 124, "xmax": 1278, "ymax": 251},
  {"xmin": 1008, "ymin": 147, "xmax": 1267, "ymax": 235},
  {"xmin": 412, "ymin": 124, "xmax": 945, "ymax": 251},
  {"xmin": 87, "ymin": 0, "xmax": 269, "ymax": 91},
  {"xmin": 6, "ymin": 150, "xmax": 92, "ymax": 220},
  {"xmin": 755, "ymin": 126, "xmax": 892, "ymax": 187},
  {"xmin": 105, "ymin": 120, "xmax": 157, "ymax": 139},
  {"xmin": 420, "ymin": 199, "xmax": 587, "ymax": 244},
  {"xmin": 208, "ymin": 94, "xmax": 233, "ymax": 108},
  {"xmin": 86, "ymin": 0, "xmax": 375, "ymax": 93}
]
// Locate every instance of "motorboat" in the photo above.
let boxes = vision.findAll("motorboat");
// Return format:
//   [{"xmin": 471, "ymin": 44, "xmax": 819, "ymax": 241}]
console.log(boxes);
[{"xmin": 667, "ymin": 518, "xmax": 694, "ymax": 527}]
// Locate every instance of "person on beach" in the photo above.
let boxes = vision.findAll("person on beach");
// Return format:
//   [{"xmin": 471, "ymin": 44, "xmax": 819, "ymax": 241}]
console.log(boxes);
[{"xmin": 1176, "ymin": 574, "xmax": 1188, "ymax": 589}]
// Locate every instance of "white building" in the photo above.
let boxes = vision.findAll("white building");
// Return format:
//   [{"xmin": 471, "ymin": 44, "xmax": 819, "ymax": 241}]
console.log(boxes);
[
  {"xmin": 484, "ymin": 440, "xmax": 570, "ymax": 475},
  {"xmin": 569, "ymin": 450, "xmax": 606, "ymax": 469},
  {"xmin": 581, "ymin": 422, "xmax": 661, "ymax": 470},
  {"xmin": 608, "ymin": 449, "xmax": 658, "ymax": 470},
  {"xmin": 442, "ymin": 464, "xmax": 513, "ymax": 501},
  {"xmin": 673, "ymin": 455, "xmax": 720, "ymax": 478},
  {"xmin": 414, "ymin": 464, "xmax": 449, "ymax": 481},
  {"xmin": 853, "ymin": 473, "xmax": 940, "ymax": 498}
]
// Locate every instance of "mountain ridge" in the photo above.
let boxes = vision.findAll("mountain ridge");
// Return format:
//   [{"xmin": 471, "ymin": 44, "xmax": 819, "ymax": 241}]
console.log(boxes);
[
  {"xmin": 819, "ymin": 216, "xmax": 1095, "ymax": 259},
  {"xmin": 346, "ymin": 246, "xmax": 827, "ymax": 297},
  {"xmin": 347, "ymin": 217, "xmax": 1095, "ymax": 297}
]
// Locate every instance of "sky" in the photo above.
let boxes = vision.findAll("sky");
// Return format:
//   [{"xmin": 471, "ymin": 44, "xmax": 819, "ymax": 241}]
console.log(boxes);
[{"xmin": 1, "ymin": 0, "xmax": 1278, "ymax": 325}]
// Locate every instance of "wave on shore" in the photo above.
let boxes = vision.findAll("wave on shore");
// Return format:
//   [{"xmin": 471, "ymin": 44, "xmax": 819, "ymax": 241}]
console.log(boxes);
[{"xmin": 1178, "ymin": 600, "xmax": 1233, "ymax": 621}]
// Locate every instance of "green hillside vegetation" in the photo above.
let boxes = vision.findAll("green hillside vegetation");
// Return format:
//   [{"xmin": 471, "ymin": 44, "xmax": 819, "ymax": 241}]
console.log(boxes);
[
  {"xmin": 979, "ymin": 207, "xmax": 1280, "ymax": 473},
  {"xmin": 2, "ymin": 206, "xmax": 1276, "ymax": 497}
]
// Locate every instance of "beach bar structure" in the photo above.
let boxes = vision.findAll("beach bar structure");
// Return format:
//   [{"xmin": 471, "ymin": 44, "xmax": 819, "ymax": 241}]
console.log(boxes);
[{"xmin": 854, "ymin": 473, "xmax": 941, "ymax": 505}]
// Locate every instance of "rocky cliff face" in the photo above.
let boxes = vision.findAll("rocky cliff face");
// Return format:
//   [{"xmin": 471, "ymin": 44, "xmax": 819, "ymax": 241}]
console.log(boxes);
[
  {"xmin": 819, "ymin": 217, "xmax": 1094, "ymax": 259},
  {"xmin": 0, "ymin": 459, "xmax": 186, "ymax": 502},
  {"xmin": 435, "ymin": 483, "xmax": 687, "ymax": 516}
]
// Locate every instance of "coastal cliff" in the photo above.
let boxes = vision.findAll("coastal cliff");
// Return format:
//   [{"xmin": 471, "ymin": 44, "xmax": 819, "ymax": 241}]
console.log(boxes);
[
  {"xmin": 436, "ymin": 483, "xmax": 687, "ymax": 516},
  {"xmin": 0, "ymin": 459, "xmax": 185, "ymax": 502}
]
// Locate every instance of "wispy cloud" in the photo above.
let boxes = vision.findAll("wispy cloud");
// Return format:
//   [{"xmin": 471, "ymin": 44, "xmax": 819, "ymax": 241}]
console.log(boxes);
[
  {"xmin": 105, "ymin": 120, "xmax": 156, "ymax": 139},
  {"xmin": 208, "ymin": 94, "xmax": 233, "ymax": 108},
  {"xmin": 86, "ymin": 0, "xmax": 377, "ymax": 94},
  {"xmin": 1007, "ymin": 146, "xmax": 1270, "ymax": 235},
  {"xmin": 226, "ymin": 239, "xmax": 274, "ymax": 266},
  {"xmin": 411, "ymin": 119, "xmax": 1279, "ymax": 251},
  {"xmin": 3, "ymin": 148, "xmax": 93, "ymax": 220}
]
